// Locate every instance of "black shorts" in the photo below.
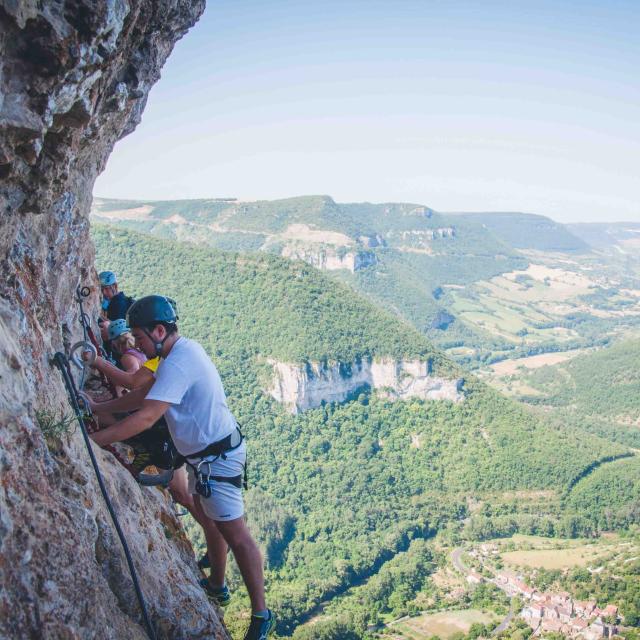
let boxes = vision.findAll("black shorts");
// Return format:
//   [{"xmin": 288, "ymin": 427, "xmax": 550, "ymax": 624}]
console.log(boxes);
[{"xmin": 125, "ymin": 417, "xmax": 185, "ymax": 472}]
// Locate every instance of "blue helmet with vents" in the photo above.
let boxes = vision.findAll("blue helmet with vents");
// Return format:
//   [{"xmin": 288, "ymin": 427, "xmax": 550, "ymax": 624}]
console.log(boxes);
[
  {"xmin": 99, "ymin": 271, "xmax": 117, "ymax": 287},
  {"xmin": 126, "ymin": 295, "xmax": 178, "ymax": 328},
  {"xmin": 108, "ymin": 318, "xmax": 130, "ymax": 340}
]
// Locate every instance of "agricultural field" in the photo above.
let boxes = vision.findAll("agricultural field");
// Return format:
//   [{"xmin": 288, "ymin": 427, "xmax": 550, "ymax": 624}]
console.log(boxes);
[
  {"xmin": 487, "ymin": 350, "xmax": 583, "ymax": 377},
  {"xmin": 500, "ymin": 536, "xmax": 634, "ymax": 571},
  {"xmin": 458, "ymin": 533, "xmax": 639, "ymax": 580},
  {"xmin": 386, "ymin": 609, "xmax": 499, "ymax": 640},
  {"xmin": 444, "ymin": 248, "xmax": 640, "ymax": 373},
  {"xmin": 450, "ymin": 259, "xmax": 640, "ymax": 346}
]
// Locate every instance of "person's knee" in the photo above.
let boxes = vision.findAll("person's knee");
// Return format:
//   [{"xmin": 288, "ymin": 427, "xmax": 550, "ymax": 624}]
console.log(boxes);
[
  {"xmin": 224, "ymin": 529, "xmax": 260, "ymax": 556},
  {"xmin": 170, "ymin": 488, "xmax": 194, "ymax": 508}
]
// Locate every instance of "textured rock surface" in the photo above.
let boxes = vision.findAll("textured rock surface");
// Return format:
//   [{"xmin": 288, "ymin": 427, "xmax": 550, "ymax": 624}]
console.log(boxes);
[
  {"xmin": 269, "ymin": 358, "xmax": 464, "ymax": 413},
  {"xmin": 0, "ymin": 2, "xmax": 229, "ymax": 638}
]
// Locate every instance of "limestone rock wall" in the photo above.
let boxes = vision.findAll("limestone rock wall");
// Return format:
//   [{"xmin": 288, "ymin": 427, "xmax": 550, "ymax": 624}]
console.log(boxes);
[
  {"xmin": 1, "ymin": 2, "xmax": 229, "ymax": 638},
  {"xmin": 269, "ymin": 358, "xmax": 464, "ymax": 413},
  {"xmin": 280, "ymin": 244, "xmax": 377, "ymax": 272}
]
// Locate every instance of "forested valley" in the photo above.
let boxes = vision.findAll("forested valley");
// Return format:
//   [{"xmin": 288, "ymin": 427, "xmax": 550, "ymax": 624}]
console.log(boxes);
[{"xmin": 92, "ymin": 222, "xmax": 640, "ymax": 639}]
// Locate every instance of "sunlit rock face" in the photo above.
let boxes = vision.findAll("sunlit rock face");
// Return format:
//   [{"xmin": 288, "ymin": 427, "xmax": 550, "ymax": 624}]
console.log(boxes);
[
  {"xmin": 280, "ymin": 245, "xmax": 377, "ymax": 272},
  {"xmin": 269, "ymin": 358, "xmax": 464, "ymax": 413},
  {"xmin": 0, "ymin": 2, "xmax": 229, "ymax": 638}
]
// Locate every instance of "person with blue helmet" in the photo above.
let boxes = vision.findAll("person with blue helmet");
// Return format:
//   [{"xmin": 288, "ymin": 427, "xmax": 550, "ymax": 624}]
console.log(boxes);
[
  {"xmin": 99, "ymin": 270, "xmax": 135, "ymax": 321},
  {"xmin": 90, "ymin": 294, "xmax": 274, "ymax": 639},
  {"xmin": 106, "ymin": 318, "xmax": 147, "ymax": 378},
  {"xmin": 107, "ymin": 318, "xmax": 128, "ymax": 340}
]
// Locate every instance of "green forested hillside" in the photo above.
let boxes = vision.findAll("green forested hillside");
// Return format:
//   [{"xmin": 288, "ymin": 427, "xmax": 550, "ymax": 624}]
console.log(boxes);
[
  {"xmin": 518, "ymin": 339, "xmax": 640, "ymax": 448},
  {"xmin": 92, "ymin": 196, "xmax": 528, "ymax": 343},
  {"xmin": 92, "ymin": 225, "xmax": 627, "ymax": 636},
  {"xmin": 566, "ymin": 457, "xmax": 640, "ymax": 531},
  {"xmin": 93, "ymin": 225, "xmax": 442, "ymax": 367},
  {"xmin": 93, "ymin": 197, "xmax": 640, "ymax": 376}
]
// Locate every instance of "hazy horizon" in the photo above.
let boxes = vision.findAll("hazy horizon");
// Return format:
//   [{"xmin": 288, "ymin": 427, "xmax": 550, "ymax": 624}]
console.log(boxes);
[
  {"xmin": 94, "ymin": 0, "xmax": 640, "ymax": 224},
  {"xmin": 93, "ymin": 192, "xmax": 640, "ymax": 226}
]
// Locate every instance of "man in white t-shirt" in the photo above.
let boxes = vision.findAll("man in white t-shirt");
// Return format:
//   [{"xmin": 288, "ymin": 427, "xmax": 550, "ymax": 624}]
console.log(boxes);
[{"xmin": 91, "ymin": 295, "xmax": 275, "ymax": 640}]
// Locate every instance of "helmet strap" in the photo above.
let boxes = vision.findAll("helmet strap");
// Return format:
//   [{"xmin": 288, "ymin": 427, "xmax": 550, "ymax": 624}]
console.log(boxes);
[{"xmin": 143, "ymin": 327, "xmax": 167, "ymax": 358}]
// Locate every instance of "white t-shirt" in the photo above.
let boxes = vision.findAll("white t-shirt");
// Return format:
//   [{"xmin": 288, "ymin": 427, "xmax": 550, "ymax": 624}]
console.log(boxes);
[{"xmin": 145, "ymin": 336, "xmax": 237, "ymax": 456}]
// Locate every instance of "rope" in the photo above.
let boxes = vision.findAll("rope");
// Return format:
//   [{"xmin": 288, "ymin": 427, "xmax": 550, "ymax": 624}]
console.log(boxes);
[{"xmin": 52, "ymin": 352, "xmax": 157, "ymax": 640}]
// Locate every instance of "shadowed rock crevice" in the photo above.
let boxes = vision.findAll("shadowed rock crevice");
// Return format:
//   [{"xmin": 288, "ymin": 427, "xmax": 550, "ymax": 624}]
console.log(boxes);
[{"xmin": 0, "ymin": 1, "xmax": 229, "ymax": 637}]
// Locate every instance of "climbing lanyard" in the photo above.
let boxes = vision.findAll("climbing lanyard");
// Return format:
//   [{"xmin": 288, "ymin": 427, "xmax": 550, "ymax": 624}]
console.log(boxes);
[
  {"xmin": 52, "ymin": 352, "xmax": 157, "ymax": 640},
  {"xmin": 71, "ymin": 284, "xmax": 116, "ymax": 395},
  {"xmin": 70, "ymin": 285, "xmax": 97, "ymax": 389}
]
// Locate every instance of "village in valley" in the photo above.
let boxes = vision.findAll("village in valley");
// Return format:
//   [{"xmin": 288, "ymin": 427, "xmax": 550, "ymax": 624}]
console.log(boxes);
[
  {"xmin": 465, "ymin": 542, "xmax": 623, "ymax": 639},
  {"xmin": 383, "ymin": 533, "xmax": 638, "ymax": 640}
]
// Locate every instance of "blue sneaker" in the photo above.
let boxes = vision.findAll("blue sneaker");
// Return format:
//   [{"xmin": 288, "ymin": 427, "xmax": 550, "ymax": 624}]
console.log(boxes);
[
  {"xmin": 243, "ymin": 610, "xmax": 276, "ymax": 640},
  {"xmin": 199, "ymin": 578, "xmax": 231, "ymax": 607},
  {"xmin": 198, "ymin": 552, "xmax": 210, "ymax": 570}
]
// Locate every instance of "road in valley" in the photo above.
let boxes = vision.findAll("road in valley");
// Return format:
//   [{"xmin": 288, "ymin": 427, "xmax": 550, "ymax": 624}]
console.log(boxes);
[
  {"xmin": 451, "ymin": 546, "xmax": 470, "ymax": 574},
  {"xmin": 450, "ymin": 546, "xmax": 517, "ymax": 636}
]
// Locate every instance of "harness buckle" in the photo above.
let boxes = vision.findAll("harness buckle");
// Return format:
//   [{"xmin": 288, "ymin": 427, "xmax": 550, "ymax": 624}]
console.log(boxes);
[{"xmin": 195, "ymin": 459, "xmax": 213, "ymax": 498}]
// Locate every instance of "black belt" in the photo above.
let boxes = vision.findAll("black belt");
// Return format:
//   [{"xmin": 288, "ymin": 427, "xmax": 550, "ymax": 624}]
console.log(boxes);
[
  {"xmin": 188, "ymin": 426, "xmax": 243, "ymax": 460},
  {"xmin": 205, "ymin": 474, "xmax": 244, "ymax": 489}
]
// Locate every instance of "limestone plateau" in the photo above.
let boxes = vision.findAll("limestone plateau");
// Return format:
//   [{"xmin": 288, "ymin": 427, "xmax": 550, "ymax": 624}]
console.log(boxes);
[{"xmin": 0, "ymin": 2, "xmax": 229, "ymax": 638}]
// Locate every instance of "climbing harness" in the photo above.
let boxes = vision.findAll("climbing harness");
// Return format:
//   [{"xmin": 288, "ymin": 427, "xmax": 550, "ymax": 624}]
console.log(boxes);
[
  {"xmin": 186, "ymin": 426, "xmax": 248, "ymax": 498},
  {"xmin": 121, "ymin": 416, "xmax": 185, "ymax": 486},
  {"xmin": 193, "ymin": 458, "xmax": 245, "ymax": 498},
  {"xmin": 81, "ymin": 404, "xmax": 183, "ymax": 488},
  {"xmin": 52, "ymin": 352, "xmax": 157, "ymax": 640}
]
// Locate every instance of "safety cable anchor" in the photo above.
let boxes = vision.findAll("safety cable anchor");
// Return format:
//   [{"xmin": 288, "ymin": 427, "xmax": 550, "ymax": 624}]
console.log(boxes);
[{"xmin": 70, "ymin": 341, "xmax": 97, "ymax": 370}]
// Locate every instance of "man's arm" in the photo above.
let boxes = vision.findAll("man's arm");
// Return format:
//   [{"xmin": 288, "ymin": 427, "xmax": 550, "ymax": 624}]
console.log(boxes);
[
  {"xmin": 92, "ymin": 383, "xmax": 152, "ymax": 414},
  {"xmin": 91, "ymin": 356, "xmax": 153, "ymax": 390},
  {"xmin": 91, "ymin": 399, "xmax": 171, "ymax": 446}
]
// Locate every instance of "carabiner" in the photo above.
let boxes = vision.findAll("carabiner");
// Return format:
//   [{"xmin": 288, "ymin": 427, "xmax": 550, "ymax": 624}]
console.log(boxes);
[{"xmin": 70, "ymin": 341, "xmax": 97, "ymax": 370}]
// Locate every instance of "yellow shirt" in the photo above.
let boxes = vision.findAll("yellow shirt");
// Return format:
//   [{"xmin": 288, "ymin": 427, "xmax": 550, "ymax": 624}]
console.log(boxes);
[{"xmin": 143, "ymin": 356, "xmax": 160, "ymax": 373}]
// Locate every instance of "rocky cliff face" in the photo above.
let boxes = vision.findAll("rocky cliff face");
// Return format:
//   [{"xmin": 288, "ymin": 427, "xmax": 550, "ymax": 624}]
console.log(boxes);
[
  {"xmin": 1, "ymin": 2, "xmax": 228, "ymax": 638},
  {"xmin": 280, "ymin": 244, "xmax": 377, "ymax": 272},
  {"xmin": 269, "ymin": 358, "xmax": 464, "ymax": 413}
]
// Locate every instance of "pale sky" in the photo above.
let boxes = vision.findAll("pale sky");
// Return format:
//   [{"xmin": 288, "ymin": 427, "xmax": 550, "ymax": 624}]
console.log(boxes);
[{"xmin": 94, "ymin": 0, "xmax": 640, "ymax": 223}]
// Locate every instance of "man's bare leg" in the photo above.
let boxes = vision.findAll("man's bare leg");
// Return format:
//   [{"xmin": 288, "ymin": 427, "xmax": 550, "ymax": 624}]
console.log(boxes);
[
  {"xmin": 192, "ymin": 497, "xmax": 229, "ymax": 588},
  {"xmin": 168, "ymin": 467, "xmax": 198, "ymax": 516},
  {"xmin": 169, "ymin": 469, "xmax": 228, "ymax": 587},
  {"xmin": 212, "ymin": 514, "xmax": 266, "ymax": 612}
]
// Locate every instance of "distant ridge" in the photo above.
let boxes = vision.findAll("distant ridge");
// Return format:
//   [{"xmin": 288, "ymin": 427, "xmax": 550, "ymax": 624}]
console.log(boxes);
[
  {"xmin": 567, "ymin": 221, "xmax": 640, "ymax": 249},
  {"xmin": 446, "ymin": 211, "xmax": 589, "ymax": 252}
]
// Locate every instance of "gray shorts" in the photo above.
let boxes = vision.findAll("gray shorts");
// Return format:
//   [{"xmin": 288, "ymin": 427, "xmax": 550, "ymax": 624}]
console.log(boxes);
[{"xmin": 186, "ymin": 439, "xmax": 246, "ymax": 522}]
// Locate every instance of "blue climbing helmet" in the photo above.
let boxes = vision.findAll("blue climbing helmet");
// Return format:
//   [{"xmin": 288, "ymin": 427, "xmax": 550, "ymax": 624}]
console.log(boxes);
[
  {"xmin": 126, "ymin": 295, "xmax": 178, "ymax": 328},
  {"xmin": 99, "ymin": 271, "xmax": 117, "ymax": 287},
  {"xmin": 126, "ymin": 296, "xmax": 178, "ymax": 357},
  {"xmin": 108, "ymin": 318, "xmax": 130, "ymax": 341}
]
